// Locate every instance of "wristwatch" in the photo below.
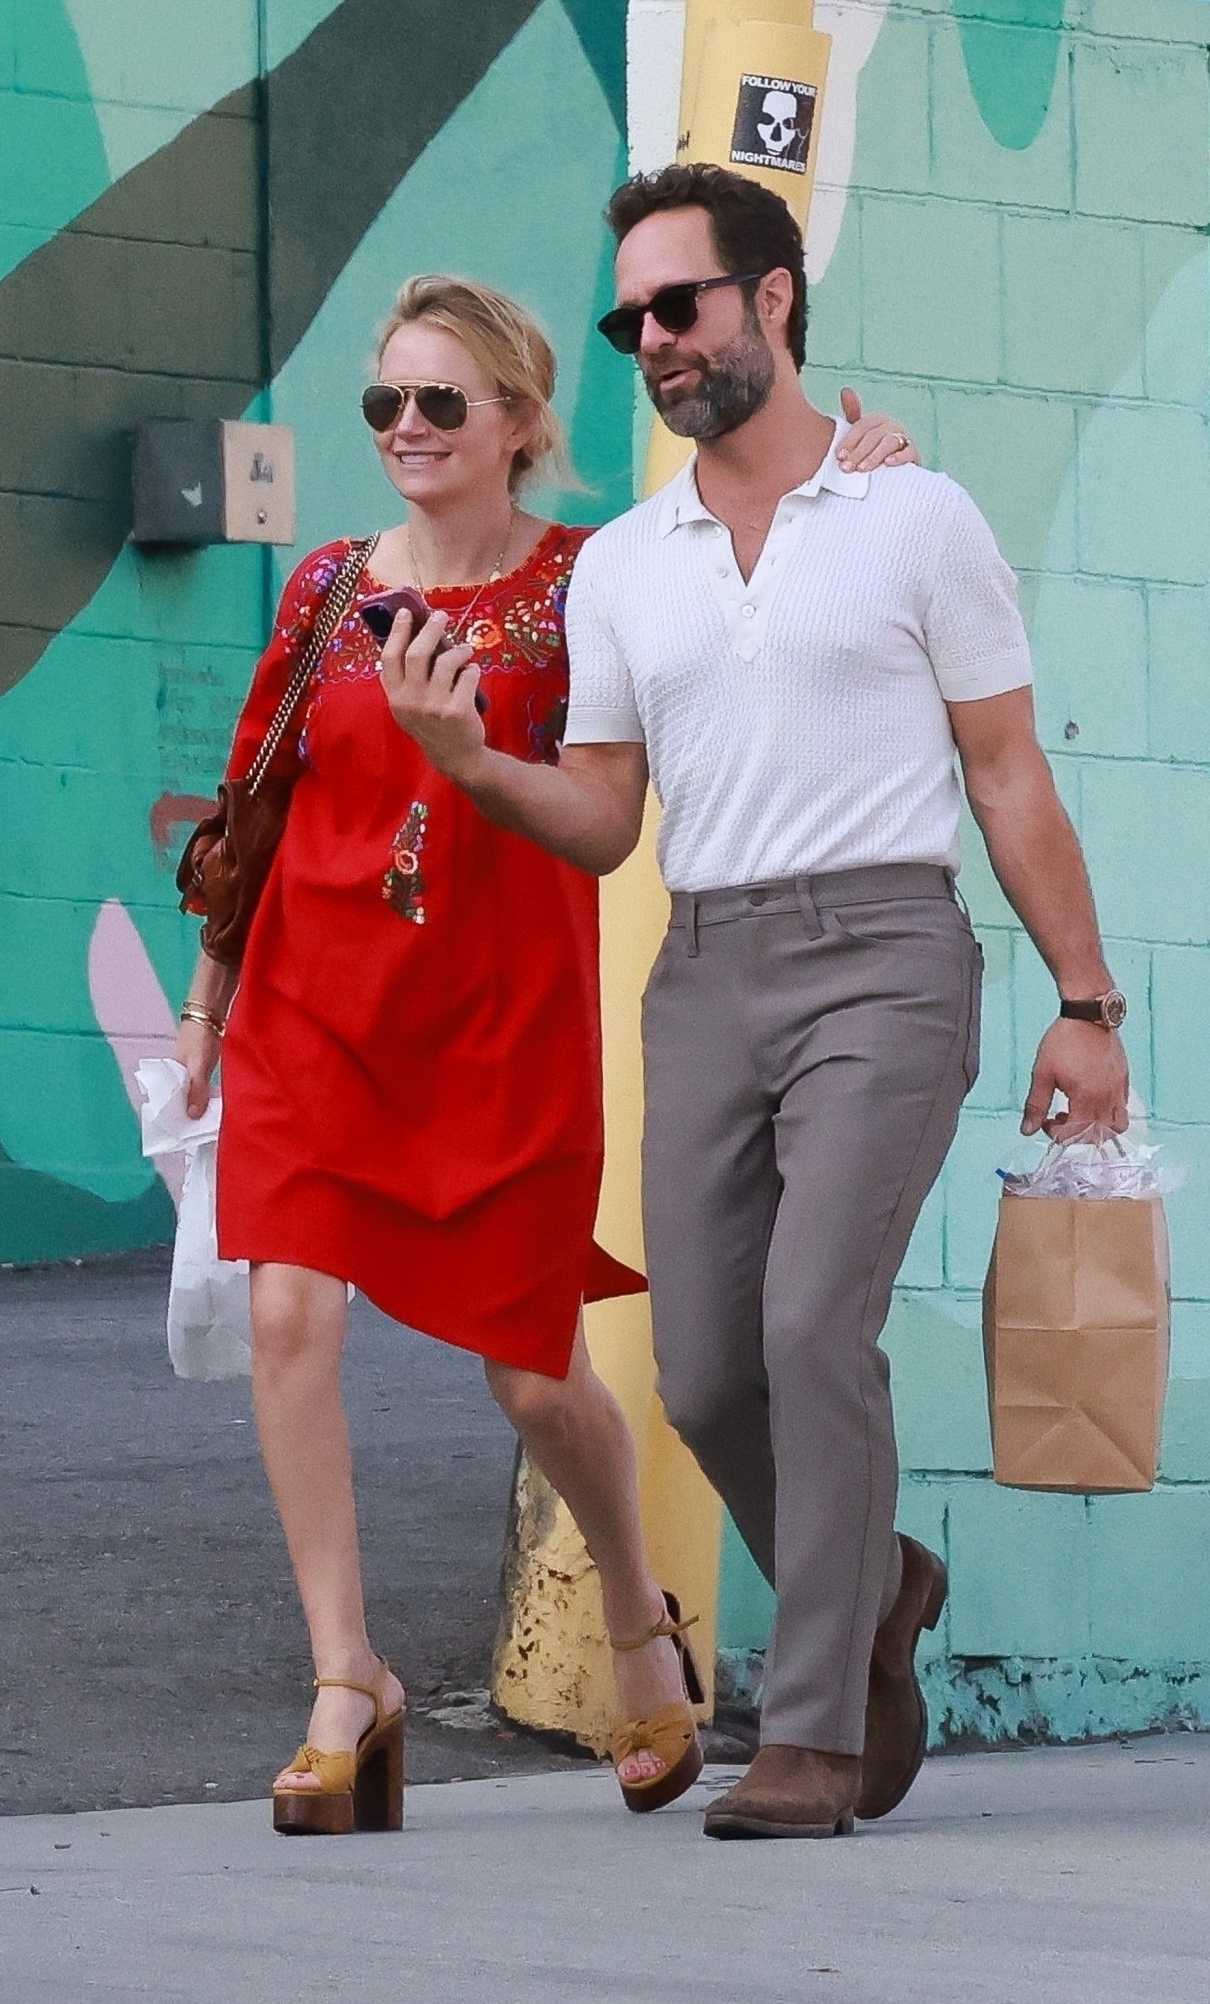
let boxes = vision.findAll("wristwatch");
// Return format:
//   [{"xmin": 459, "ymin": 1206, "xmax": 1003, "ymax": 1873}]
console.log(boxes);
[{"xmin": 1059, "ymin": 989, "xmax": 1127, "ymax": 1031}]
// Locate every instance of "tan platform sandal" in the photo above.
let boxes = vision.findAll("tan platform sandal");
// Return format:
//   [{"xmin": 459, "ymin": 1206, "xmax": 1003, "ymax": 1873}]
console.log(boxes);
[
  {"xmin": 272, "ymin": 1659, "xmax": 405, "ymax": 1836},
  {"xmin": 609, "ymin": 1590, "xmax": 706, "ymax": 1814}
]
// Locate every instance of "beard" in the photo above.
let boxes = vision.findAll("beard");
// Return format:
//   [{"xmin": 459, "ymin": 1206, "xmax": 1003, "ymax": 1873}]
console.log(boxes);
[{"xmin": 643, "ymin": 322, "xmax": 776, "ymax": 440}]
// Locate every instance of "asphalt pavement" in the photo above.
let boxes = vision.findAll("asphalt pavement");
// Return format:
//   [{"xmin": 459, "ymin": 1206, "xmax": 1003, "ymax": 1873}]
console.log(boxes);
[
  {"xmin": 0, "ymin": 1251, "xmax": 589, "ymax": 1816},
  {"xmin": 2, "ymin": 1738, "xmax": 1207, "ymax": 2004}
]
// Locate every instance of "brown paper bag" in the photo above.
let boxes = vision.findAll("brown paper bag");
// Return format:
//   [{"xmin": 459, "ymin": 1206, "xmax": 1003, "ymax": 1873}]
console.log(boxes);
[{"xmin": 983, "ymin": 1193, "xmax": 1170, "ymax": 1494}]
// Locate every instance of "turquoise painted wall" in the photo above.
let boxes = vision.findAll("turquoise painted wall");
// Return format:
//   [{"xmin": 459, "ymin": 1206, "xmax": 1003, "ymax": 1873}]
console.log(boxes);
[
  {"xmin": 0, "ymin": 0, "xmax": 631, "ymax": 1260},
  {"xmin": 717, "ymin": 0, "xmax": 1210, "ymax": 1745}
]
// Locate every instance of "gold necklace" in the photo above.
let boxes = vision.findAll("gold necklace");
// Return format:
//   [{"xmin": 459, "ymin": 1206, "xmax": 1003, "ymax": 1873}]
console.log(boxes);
[{"xmin": 406, "ymin": 514, "xmax": 514, "ymax": 644}]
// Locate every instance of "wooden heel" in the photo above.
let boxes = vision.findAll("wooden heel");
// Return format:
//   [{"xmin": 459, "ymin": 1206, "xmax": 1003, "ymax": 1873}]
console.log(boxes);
[{"xmin": 353, "ymin": 1714, "xmax": 405, "ymax": 1832}]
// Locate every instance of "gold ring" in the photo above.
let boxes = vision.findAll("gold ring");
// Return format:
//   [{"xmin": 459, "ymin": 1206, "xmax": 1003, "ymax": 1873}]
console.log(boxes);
[{"xmin": 894, "ymin": 432, "xmax": 909, "ymax": 452}]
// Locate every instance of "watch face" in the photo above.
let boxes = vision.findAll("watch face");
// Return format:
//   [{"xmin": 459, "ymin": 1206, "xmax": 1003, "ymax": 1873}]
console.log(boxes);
[{"xmin": 1103, "ymin": 990, "xmax": 1128, "ymax": 1030}]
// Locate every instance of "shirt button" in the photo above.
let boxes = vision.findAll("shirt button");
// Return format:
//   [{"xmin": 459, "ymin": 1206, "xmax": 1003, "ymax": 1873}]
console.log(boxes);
[
  {"xmin": 717, "ymin": 567, "xmax": 728, "ymax": 578},
  {"xmin": 741, "ymin": 603, "xmax": 756, "ymax": 619}
]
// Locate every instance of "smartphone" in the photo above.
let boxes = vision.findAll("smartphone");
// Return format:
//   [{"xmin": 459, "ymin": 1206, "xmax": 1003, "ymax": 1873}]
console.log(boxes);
[
  {"xmin": 358, "ymin": 585, "xmax": 488, "ymax": 714},
  {"xmin": 358, "ymin": 584, "xmax": 437, "ymax": 643}
]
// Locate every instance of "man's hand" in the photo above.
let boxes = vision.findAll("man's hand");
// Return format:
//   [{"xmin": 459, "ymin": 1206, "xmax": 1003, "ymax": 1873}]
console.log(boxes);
[
  {"xmin": 380, "ymin": 606, "xmax": 485, "ymax": 783},
  {"xmin": 1022, "ymin": 1020, "xmax": 1130, "ymax": 1140},
  {"xmin": 836, "ymin": 386, "xmax": 920, "ymax": 472}
]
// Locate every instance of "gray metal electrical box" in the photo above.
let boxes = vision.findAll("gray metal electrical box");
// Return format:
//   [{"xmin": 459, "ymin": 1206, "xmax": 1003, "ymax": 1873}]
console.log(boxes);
[{"xmin": 132, "ymin": 420, "xmax": 296, "ymax": 546}]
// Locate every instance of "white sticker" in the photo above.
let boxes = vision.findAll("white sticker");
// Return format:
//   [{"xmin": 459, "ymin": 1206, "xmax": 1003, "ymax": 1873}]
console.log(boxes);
[{"xmin": 730, "ymin": 73, "xmax": 817, "ymax": 175}]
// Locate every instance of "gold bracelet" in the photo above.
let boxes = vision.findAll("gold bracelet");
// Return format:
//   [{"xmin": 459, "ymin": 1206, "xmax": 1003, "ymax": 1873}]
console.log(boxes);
[{"xmin": 180, "ymin": 1002, "xmax": 225, "ymax": 1036}]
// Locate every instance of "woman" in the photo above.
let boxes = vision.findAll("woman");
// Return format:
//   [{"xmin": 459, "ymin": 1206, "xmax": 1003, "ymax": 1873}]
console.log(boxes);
[{"xmin": 177, "ymin": 273, "xmax": 918, "ymax": 1836}]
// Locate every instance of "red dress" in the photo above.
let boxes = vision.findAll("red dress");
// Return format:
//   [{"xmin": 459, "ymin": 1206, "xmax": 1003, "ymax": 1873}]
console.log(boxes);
[{"xmin": 215, "ymin": 525, "xmax": 644, "ymax": 1377}]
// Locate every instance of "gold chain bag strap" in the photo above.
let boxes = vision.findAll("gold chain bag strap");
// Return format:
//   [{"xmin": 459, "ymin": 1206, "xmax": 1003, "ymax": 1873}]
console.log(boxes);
[{"xmin": 176, "ymin": 535, "xmax": 379, "ymax": 964}]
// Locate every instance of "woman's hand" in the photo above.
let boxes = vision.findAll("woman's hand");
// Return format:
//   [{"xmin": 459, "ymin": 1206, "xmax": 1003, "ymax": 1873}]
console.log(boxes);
[
  {"xmin": 177, "ymin": 1017, "xmax": 223, "ymax": 1120},
  {"xmin": 380, "ymin": 607, "xmax": 486, "ymax": 785},
  {"xmin": 836, "ymin": 387, "xmax": 920, "ymax": 472}
]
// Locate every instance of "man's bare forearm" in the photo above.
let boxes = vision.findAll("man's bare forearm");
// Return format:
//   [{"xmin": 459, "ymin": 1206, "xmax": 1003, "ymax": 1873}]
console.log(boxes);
[
  {"xmin": 454, "ymin": 745, "xmax": 640, "ymax": 876},
  {"xmin": 969, "ymin": 750, "xmax": 1112, "ymax": 997}
]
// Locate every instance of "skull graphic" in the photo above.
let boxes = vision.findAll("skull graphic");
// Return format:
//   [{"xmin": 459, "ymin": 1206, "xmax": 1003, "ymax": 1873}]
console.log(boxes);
[{"xmin": 757, "ymin": 88, "xmax": 801, "ymax": 156}]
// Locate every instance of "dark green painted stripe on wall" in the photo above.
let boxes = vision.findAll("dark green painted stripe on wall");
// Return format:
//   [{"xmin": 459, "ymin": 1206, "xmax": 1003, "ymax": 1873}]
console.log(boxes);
[
  {"xmin": 0, "ymin": 1145, "xmax": 175, "ymax": 1264},
  {"xmin": 560, "ymin": 0, "xmax": 627, "ymax": 133},
  {"xmin": 0, "ymin": 0, "xmax": 543, "ymax": 700}
]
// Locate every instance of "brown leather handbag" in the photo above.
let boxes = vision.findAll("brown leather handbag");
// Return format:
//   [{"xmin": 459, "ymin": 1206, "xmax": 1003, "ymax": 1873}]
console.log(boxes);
[{"xmin": 176, "ymin": 535, "xmax": 378, "ymax": 964}]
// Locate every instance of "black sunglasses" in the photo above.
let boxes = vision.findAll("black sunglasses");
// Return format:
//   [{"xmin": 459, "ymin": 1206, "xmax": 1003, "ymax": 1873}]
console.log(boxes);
[
  {"xmin": 361, "ymin": 380, "xmax": 510, "ymax": 433},
  {"xmin": 596, "ymin": 271, "xmax": 768, "ymax": 355}
]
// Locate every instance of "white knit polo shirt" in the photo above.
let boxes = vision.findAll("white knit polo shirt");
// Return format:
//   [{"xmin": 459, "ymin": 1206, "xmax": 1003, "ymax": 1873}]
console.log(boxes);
[{"xmin": 563, "ymin": 427, "xmax": 1034, "ymax": 893}]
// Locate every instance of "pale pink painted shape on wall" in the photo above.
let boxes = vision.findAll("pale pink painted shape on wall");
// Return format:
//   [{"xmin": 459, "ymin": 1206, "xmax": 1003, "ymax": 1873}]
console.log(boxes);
[{"xmin": 88, "ymin": 899, "xmax": 184, "ymax": 1206}]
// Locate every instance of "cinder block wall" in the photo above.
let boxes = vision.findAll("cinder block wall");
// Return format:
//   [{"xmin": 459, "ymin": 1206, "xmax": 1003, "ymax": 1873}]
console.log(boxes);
[
  {"xmin": 0, "ymin": 0, "xmax": 633, "ymax": 1260},
  {"xmin": 700, "ymin": 0, "xmax": 1210, "ymax": 1742},
  {"xmin": 0, "ymin": 2, "xmax": 266, "ymax": 1256}
]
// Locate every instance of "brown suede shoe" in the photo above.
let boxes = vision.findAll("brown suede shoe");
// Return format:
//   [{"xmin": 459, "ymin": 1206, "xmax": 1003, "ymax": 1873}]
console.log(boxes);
[
  {"xmin": 703, "ymin": 1745, "xmax": 858, "ymax": 1839},
  {"xmin": 856, "ymin": 1534, "xmax": 948, "ymax": 1821}
]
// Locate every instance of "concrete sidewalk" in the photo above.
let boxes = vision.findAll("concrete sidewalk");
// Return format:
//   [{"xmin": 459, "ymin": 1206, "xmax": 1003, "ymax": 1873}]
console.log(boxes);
[{"xmin": 1, "ymin": 1738, "xmax": 1206, "ymax": 2004}]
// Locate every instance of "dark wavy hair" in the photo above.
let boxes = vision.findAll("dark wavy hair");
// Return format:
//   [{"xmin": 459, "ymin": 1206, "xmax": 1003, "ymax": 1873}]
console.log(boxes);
[{"xmin": 605, "ymin": 163, "xmax": 808, "ymax": 370}]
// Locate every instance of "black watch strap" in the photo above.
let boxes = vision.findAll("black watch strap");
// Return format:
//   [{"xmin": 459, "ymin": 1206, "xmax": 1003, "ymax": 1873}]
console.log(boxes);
[{"xmin": 1060, "ymin": 990, "xmax": 1127, "ymax": 1030}]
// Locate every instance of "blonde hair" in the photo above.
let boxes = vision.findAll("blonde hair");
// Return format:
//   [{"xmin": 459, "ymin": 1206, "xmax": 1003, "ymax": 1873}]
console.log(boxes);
[{"xmin": 377, "ymin": 275, "xmax": 574, "ymax": 494}]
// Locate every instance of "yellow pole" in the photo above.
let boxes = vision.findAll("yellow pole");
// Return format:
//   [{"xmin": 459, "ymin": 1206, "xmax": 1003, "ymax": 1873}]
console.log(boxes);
[
  {"xmin": 492, "ymin": 4, "xmax": 831, "ymax": 1755},
  {"xmin": 650, "ymin": 1, "xmax": 832, "ymax": 491}
]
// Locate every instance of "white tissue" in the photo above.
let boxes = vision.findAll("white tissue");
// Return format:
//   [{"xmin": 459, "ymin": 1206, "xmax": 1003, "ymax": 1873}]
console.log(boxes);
[{"xmin": 136, "ymin": 1056, "xmax": 221, "ymax": 1155}]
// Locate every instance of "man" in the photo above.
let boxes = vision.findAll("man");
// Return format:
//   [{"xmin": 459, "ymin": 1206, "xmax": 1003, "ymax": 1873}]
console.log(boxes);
[{"xmin": 383, "ymin": 164, "xmax": 1130, "ymax": 1838}]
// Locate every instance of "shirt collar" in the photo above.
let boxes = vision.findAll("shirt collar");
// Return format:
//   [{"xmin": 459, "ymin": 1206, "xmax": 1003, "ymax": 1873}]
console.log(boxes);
[{"xmin": 654, "ymin": 418, "xmax": 870, "ymax": 537}]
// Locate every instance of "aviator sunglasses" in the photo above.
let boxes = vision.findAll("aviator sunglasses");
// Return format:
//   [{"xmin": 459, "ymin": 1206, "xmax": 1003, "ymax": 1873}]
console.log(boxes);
[
  {"xmin": 596, "ymin": 270, "xmax": 768, "ymax": 355},
  {"xmin": 361, "ymin": 380, "xmax": 511, "ymax": 433}
]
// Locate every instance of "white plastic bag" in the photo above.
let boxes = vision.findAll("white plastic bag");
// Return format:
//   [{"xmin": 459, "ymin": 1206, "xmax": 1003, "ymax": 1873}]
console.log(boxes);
[
  {"xmin": 137, "ymin": 1058, "xmax": 252, "ymax": 1380},
  {"xmin": 168, "ymin": 1138, "xmax": 254, "ymax": 1379}
]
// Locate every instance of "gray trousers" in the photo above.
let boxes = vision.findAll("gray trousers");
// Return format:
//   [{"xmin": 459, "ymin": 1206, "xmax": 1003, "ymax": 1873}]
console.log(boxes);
[{"xmin": 640, "ymin": 864, "xmax": 981, "ymax": 1755}]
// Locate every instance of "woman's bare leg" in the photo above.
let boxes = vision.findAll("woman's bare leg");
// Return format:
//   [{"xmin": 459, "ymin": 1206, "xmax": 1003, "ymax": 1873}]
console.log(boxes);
[
  {"xmin": 250, "ymin": 1262, "xmax": 403, "ymax": 1787},
  {"xmin": 486, "ymin": 1319, "xmax": 692, "ymax": 1783}
]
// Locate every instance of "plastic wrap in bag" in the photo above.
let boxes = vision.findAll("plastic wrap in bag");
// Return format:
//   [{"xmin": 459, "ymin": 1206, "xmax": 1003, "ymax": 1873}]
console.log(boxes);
[
  {"xmin": 137, "ymin": 1057, "xmax": 252, "ymax": 1380},
  {"xmin": 997, "ymin": 1135, "xmax": 1177, "ymax": 1202}
]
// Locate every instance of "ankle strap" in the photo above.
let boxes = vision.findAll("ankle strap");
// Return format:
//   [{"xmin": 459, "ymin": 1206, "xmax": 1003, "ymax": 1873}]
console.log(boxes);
[
  {"xmin": 612, "ymin": 1610, "xmax": 699, "ymax": 1655},
  {"xmin": 314, "ymin": 1676, "xmax": 379, "ymax": 1701},
  {"xmin": 313, "ymin": 1655, "xmax": 393, "ymax": 1718}
]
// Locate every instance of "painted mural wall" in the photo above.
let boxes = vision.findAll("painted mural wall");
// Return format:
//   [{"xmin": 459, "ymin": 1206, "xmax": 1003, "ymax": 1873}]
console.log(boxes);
[
  {"xmin": 629, "ymin": 0, "xmax": 1210, "ymax": 1741},
  {"xmin": 3, "ymin": 0, "xmax": 1208, "ymax": 1745},
  {"xmin": 0, "ymin": 0, "xmax": 632, "ymax": 1260}
]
